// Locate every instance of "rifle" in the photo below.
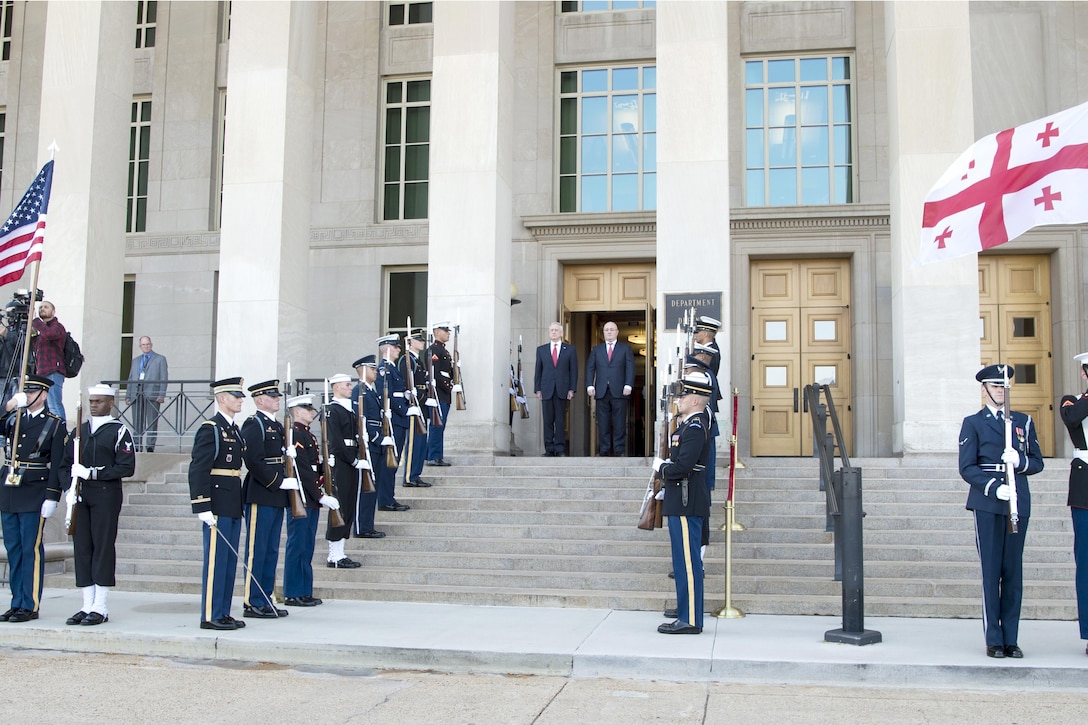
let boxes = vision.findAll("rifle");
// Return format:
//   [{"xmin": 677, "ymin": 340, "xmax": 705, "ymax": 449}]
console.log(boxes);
[
  {"xmin": 404, "ymin": 318, "xmax": 426, "ymax": 435},
  {"xmin": 452, "ymin": 323, "xmax": 467, "ymax": 410},
  {"xmin": 426, "ymin": 332, "xmax": 444, "ymax": 428},
  {"xmin": 319, "ymin": 396, "xmax": 346, "ymax": 530},
  {"xmin": 514, "ymin": 336, "xmax": 529, "ymax": 419},
  {"xmin": 639, "ymin": 357, "xmax": 676, "ymax": 530},
  {"xmin": 356, "ymin": 389, "xmax": 375, "ymax": 494},
  {"xmin": 1003, "ymin": 365, "xmax": 1019, "ymax": 534},
  {"xmin": 65, "ymin": 402, "xmax": 83, "ymax": 535},
  {"xmin": 283, "ymin": 365, "xmax": 307, "ymax": 519},
  {"xmin": 380, "ymin": 360, "xmax": 398, "ymax": 467}
]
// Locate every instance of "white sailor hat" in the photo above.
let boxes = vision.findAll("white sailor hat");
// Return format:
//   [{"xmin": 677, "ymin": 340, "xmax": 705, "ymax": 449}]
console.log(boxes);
[
  {"xmin": 87, "ymin": 384, "xmax": 116, "ymax": 397},
  {"xmin": 327, "ymin": 373, "xmax": 352, "ymax": 385},
  {"xmin": 695, "ymin": 316, "xmax": 722, "ymax": 332},
  {"xmin": 287, "ymin": 394, "xmax": 315, "ymax": 409},
  {"xmin": 1075, "ymin": 352, "xmax": 1088, "ymax": 366}
]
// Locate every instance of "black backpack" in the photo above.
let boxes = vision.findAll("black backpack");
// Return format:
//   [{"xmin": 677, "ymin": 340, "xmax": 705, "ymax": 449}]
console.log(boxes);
[{"xmin": 63, "ymin": 332, "xmax": 84, "ymax": 378}]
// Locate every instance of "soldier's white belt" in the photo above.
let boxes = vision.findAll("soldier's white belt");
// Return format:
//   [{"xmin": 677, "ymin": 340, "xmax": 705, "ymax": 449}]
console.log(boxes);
[
  {"xmin": 1075, "ymin": 449, "xmax": 1088, "ymax": 463},
  {"xmin": 393, "ymin": 392, "xmax": 405, "ymax": 398},
  {"xmin": 210, "ymin": 468, "xmax": 242, "ymax": 477},
  {"xmin": 979, "ymin": 464, "xmax": 1005, "ymax": 472},
  {"xmin": 343, "ymin": 439, "xmax": 358, "ymax": 447}
]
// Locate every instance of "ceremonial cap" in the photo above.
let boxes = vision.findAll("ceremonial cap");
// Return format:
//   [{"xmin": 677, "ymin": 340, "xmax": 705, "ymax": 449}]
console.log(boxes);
[
  {"xmin": 693, "ymin": 342, "xmax": 718, "ymax": 358},
  {"xmin": 376, "ymin": 334, "xmax": 401, "ymax": 348},
  {"xmin": 248, "ymin": 379, "xmax": 281, "ymax": 397},
  {"xmin": 695, "ymin": 316, "xmax": 721, "ymax": 332},
  {"xmin": 680, "ymin": 371, "xmax": 714, "ymax": 397},
  {"xmin": 976, "ymin": 364, "xmax": 1015, "ymax": 386},
  {"xmin": 353, "ymin": 354, "xmax": 378, "ymax": 368},
  {"xmin": 406, "ymin": 327, "xmax": 426, "ymax": 342},
  {"xmin": 287, "ymin": 394, "xmax": 314, "ymax": 409},
  {"xmin": 23, "ymin": 374, "xmax": 54, "ymax": 392},
  {"xmin": 212, "ymin": 377, "xmax": 245, "ymax": 397},
  {"xmin": 327, "ymin": 373, "xmax": 352, "ymax": 385},
  {"xmin": 432, "ymin": 321, "xmax": 451, "ymax": 330},
  {"xmin": 87, "ymin": 384, "xmax": 116, "ymax": 397},
  {"xmin": 1075, "ymin": 352, "xmax": 1088, "ymax": 366}
]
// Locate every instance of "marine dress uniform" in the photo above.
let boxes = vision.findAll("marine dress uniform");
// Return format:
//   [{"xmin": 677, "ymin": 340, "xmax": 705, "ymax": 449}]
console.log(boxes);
[
  {"xmin": 1060, "ymin": 351, "xmax": 1088, "ymax": 653},
  {"xmin": 0, "ymin": 375, "xmax": 70, "ymax": 623},
  {"xmin": 189, "ymin": 377, "xmax": 246, "ymax": 631},
  {"xmin": 400, "ymin": 329, "xmax": 431, "ymax": 488},
  {"xmin": 959, "ymin": 363, "xmax": 1044, "ymax": 657},
  {"xmin": 283, "ymin": 394, "xmax": 326, "ymax": 606},
  {"xmin": 655, "ymin": 373, "xmax": 714, "ymax": 635},
  {"xmin": 425, "ymin": 322, "xmax": 455, "ymax": 466},
  {"xmin": 239, "ymin": 380, "xmax": 290, "ymax": 618}
]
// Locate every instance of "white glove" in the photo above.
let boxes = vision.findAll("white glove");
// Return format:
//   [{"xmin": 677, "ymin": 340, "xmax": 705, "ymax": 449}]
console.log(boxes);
[
  {"xmin": 383, "ymin": 408, "xmax": 393, "ymax": 420},
  {"xmin": 1001, "ymin": 448, "xmax": 1021, "ymax": 469},
  {"xmin": 353, "ymin": 458, "xmax": 372, "ymax": 471},
  {"xmin": 71, "ymin": 463, "xmax": 92, "ymax": 480},
  {"xmin": 407, "ymin": 405, "xmax": 423, "ymax": 418},
  {"xmin": 381, "ymin": 436, "xmax": 395, "ymax": 447},
  {"xmin": 327, "ymin": 454, "xmax": 336, "ymax": 468},
  {"xmin": 426, "ymin": 398, "xmax": 439, "ymax": 408},
  {"xmin": 319, "ymin": 494, "xmax": 341, "ymax": 510},
  {"xmin": 451, "ymin": 384, "xmax": 463, "ymax": 393},
  {"xmin": 995, "ymin": 484, "xmax": 1012, "ymax": 501},
  {"xmin": 587, "ymin": 386, "xmax": 596, "ymax": 397},
  {"xmin": 284, "ymin": 445, "xmax": 297, "ymax": 459},
  {"xmin": 65, "ymin": 486, "xmax": 77, "ymax": 507},
  {"xmin": 279, "ymin": 477, "xmax": 300, "ymax": 491},
  {"xmin": 197, "ymin": 511, "xmax": 216, "ymax": 527},
  {"xmin": 652, "ymin": 457, "xmax": 667, "ymax": 473},
  {"xmin": 654, "ymin": 488, "xmax": 665, "ymax": 501},
  {"xmin": 40, "ymin": 500, "xmax": 57, "ymax": 519},
  {"xmin": 508, "ymin": 387, "xmax": 516, "ymax": 396},
  {"xmin": 11, "ymin": 392, "xmax": 27, "ymax": 408},
  {"xmin": 623, "ymin": 385, "xmax": 632, "ymax": 396}
]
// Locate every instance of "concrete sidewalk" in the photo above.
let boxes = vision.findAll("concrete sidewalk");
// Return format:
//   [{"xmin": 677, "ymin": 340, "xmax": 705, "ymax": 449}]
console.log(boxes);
[{"xmin": 3, "ymin": 588, "xmax": 1088, "ymax": 690}]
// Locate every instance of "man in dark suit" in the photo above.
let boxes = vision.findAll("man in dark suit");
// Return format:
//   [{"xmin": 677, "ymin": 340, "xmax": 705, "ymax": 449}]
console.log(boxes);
[
  {"xmin": 534, "ymin": 322, "xmax": 577, "ymax": 456},
  {"xmin": 959, "ymin": 363, "xmax": 1044, "ymax": 659},
  {"xmin": 586, "ymin": 320, "xmax": 635, "ymax": 456}
]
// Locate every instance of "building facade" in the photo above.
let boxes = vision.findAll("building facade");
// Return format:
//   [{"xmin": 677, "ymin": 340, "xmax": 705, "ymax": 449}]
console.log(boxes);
[{"xmin": 1, "ymin": 0, "xmax": 1086, "ymax": 460}]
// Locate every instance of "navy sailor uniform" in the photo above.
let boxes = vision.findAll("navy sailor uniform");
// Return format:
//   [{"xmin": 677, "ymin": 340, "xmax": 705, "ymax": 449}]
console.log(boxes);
[{"xmin": 324, "ymin": 399, "xmax": 361, "ymax": 541}]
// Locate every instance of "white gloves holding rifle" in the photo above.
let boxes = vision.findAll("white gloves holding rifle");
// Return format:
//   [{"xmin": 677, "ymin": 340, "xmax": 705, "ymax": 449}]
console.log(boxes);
[
  {"xmin": 319, "ymin": 494, "xmax": 340, "ymax": 510},
  {"xmin": 284, "ymin": 445, "xmax": 297, "ymax": 459},
  {"xmin": 995, "ymin": 485, "xmax": 1012, "ymax": 501},
  {"xmin": 652, "ymin": 457, "xmax": 668, "ymax": 473},
  {"xmin": 279, "ymin": 477, "xmax": 300, "ymax": 491},
  {"xmin": 197, "ymin": 511, "xmax": 216, "ymax": 527},
  {"xmin": 353, "ymin": 458, "xmax": 371, "ymax": 471},
  {"xmin": 71, "ymin": 463, "xmax": 92, "ymax": 481},
  {"xmin": 327, "ymin": 454, "xmax": 336, "ymax": 468},
  {"xmin": 1001, "ymin": 447, "xmax": 1021, "ymax": 470}
]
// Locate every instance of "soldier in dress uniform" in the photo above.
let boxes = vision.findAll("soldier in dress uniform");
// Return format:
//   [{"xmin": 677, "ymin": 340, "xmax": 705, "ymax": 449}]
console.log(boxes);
[
  {"xmin": 351, "ymin": 355, "xmax": 384, "ymax": 539},
  {"xmin": 400, "ymin": 328, "xmax": 432, "ymax": 488},
  {"xmin": 189, "ymin": 377, "xmax": 247, "ymax": 631},
  {"xmin": 652, "ymin": 371, "xmax": 714, "ymax": 635},
  {"xmin": 324, "ymin": 372, "xmax": 370, "ymax": 568},
  {"xmin": 377, "ymin": 335, "xmax": 411, "ymax": 512},
  {"xmin": 425, "ymin": 321, "xmax": 455, "ymax": 467},
  {"xmin": 283, "ymin": 394, "xmax": 339, "ymax": 607},
  {"xmin": 1060, "ymin": 351, "xmax": 1088, "ymax": 655},
  {"xmin": 64, "ymin": 384, "xmax": 136, "ymax": 626},
  {"xmin": 684, "ymin": 347, "xmax": 721, "ymax": 550},
  {"xmin": 694, "ymin": 316, "xmax": 722, "ymax": 377},
  {"xmin": 0, "ymin": 374, "xmax": 70, "ymax": 623},
  {"xmin": 239, "ymin": 379, "xmax": 298, "ymax": 619},
  {"xmin": 959, "ymin": 363, "xmax": 1044, "ymax": 658}
]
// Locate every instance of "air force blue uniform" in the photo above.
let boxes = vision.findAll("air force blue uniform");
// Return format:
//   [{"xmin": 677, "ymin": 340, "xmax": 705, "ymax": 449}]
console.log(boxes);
[
  {"xmin": 377, "ymin": 359, "xmax": 408, "ymax": 508},
  {"xmin": 1060, "ymin": 387, "xmax": 1088, "ymax": 641},
  {"xmin": 352, "ymin": 380, "xmax": 383, "ymax": 534}
]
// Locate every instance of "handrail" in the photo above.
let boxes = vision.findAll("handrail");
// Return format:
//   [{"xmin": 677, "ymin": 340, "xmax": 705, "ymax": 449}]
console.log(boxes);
[{"xmin": 101, "ymin": 379, "xmax": 216, "ymax": 454}]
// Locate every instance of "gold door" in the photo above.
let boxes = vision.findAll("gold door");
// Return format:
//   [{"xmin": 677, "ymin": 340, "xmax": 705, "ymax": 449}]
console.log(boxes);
[
  {"xmin": 751, "ymin": 260, "xmax": 852, "ymax": 456},
  {"xmin": 978, "ymin": 255, "xmax": 1053, "ymax": 456}
]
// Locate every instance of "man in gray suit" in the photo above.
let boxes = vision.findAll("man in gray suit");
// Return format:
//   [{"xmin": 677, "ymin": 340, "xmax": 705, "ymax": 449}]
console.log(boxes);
[{"xmin": 126, "ymin": 336, "xmax": 169, "ymax": 452}]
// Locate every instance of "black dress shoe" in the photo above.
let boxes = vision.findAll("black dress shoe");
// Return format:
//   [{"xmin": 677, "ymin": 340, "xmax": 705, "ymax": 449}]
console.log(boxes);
[
  {"xmin": 663, "ymin": 607, "xmax": 678, "ymax": 619},
  {"xmin": 223, "ymin": 616, "xmax": 245, "ymax": 629},
  {"xmin": 986, "ymin": 645, "xmax": 1006, "ymax": 658},
  {"xmin": 434, "ymin": 459, "xmax": 451, "ymax": 466},
  {"xmin": 284, "ymin": 597, "xmax": 318, "ymax": 607},
  {"xmin": 274, "ymin": 607, "xmax": 289, "ymax": 617},
  {"xmin": 66, "ymin": 610, "xmax": 89, "ymax": 625},
  {"xmin": 81, "ymin": 612, "xmax": 108, "ymax": 626},
  {"xmin": 668, "ymin": 570, "xmax": 675, "ymax": 579},
  {"xmin": 379, "ymin": 503, "xmax": 410, "ymax": 512},
  {"xmin": 243, "ymin": 605, "xmax": 278, "ymax": 619},
  {"xmin": 200, "ymin": 618, "xmax": 236, "ymax": 630},
  {"xmin": 301, "ymin": 596, "xmax": 323, "ymax": 605},
  {"xmin": 404, "ymin": 479, "xmax": 432, "ymax": 487},
  {"xmin": 1003, "ymin": 645, "xmax": 1023, "ymax": 658},
  {"xmin": 7, "ymin": 609, "xmax": 37, "ymax": 623},
  {"xmin": 327, "ymin": 557, "xmax": 363, "ymax": 568},
  {"xmin": 357, "ymin": 530, "xmax": 386, "ymax": 538},
  {"xmin": 658, "ymin": 620, "xmax": 702, "ymax": 635},
  {"xmin": 0, "ymin": 608, "xmax": 16, "ymax": 622}
]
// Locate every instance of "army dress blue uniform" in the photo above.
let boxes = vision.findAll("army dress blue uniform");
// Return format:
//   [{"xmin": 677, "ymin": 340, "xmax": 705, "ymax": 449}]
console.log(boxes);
[
  {"xmin": 959, "ymin": 364, "xmax": 1044, "ymax": 653},
  {"xmin": 283, "ymin": 399, "xmax": 325, "ymax": 603},
  {"xmin": 0, "ymin": 376, "xmax": 70, "ymax": 622},
  {"xmin": 239, "ymin": 392, "xmax": 289, "ymax": 616},
  {"xmin": 378, "ymin": 348, "xmax": 410, "ymax": 511},
  {"xmin": 1060, "ymin": 351, "xmax": 1088, "ymax": 645}
]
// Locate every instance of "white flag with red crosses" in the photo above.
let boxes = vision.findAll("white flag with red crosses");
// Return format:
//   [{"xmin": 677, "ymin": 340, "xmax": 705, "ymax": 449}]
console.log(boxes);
[{"xmin": 916, "ymin": 100, "xmax": 1088, "ymax": 266}]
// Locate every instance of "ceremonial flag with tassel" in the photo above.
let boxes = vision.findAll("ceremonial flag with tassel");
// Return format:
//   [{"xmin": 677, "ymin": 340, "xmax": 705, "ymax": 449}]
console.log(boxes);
[{"xmin": 0, "ymin": 160, "xmax": 54, "ymax": 285}]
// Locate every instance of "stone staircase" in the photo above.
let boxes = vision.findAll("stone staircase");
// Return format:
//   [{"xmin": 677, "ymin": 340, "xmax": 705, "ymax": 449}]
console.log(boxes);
[{"xmin": 52, "ymin": 454, "xmax": 1078, "ymax": 619}]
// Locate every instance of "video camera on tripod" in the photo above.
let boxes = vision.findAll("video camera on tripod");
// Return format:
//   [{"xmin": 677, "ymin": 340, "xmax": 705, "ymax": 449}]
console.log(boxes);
[{"xmin": 1, "ymin": 287, "xmax": 44, "ymax": 389}]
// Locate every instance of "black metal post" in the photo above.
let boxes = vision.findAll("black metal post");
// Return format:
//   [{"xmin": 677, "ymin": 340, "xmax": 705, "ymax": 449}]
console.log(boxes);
[{"xmin": 825, "ymin": 465, "xmax": 881, "ymax": 645}]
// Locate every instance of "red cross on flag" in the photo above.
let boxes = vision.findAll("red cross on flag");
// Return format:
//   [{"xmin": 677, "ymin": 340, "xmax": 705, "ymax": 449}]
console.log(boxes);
[{"xmin": 917, "ymin": 100, "xmax": 1088, "ymax": 266}]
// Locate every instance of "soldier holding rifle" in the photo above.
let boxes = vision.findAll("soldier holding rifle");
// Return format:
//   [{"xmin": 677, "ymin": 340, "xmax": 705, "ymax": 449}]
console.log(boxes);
[
  {"xmin": 958, "ymin": 363, "xmax": 1043, "ymax": 658},
  {"xmin": 400, "ymin": 327, "xmax": 432, "ymax": 488},
  {"xmin": 425, "ymin": 321, "xmax": 455, "ymax": 467},
  {"xmin": 1059, "ymin": 351, "xmax": 1088, "ymax": 655},
  {"xmin": 64, "ymin": 384, "xmax": 136, "ymax": 626},
  {"xmin": 324, "ymin": 373, "xmax": 369, "ymax": 568},
  {"xmin": 377, "ymin": 335, "xmax": 411, "ymax": 511},
  {"xmin": 351, "ymin": 355, "xmax": 385, "ymax": 539}
]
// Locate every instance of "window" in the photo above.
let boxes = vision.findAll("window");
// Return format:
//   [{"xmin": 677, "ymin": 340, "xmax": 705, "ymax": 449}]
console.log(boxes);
[
  {"xmin": 558, "ymin": 65, "xmax": 656, "ymax": 213},
  {"xmin": 388, "ymin": 1, "xmax": 432, "ymax": 25},
  {"xmin": 385, "ymin": 267, "xmax": 428, "ymax": 335},
  {"xmin": 560, "ymin": 1, "xmax": 656, "ymax": 11},
  {"xmin": 2, "ymin": 0, "xmax": 13, "ymax": 61},
  {"xmin": 120, "ymin": 276, "xmax": 136, "ymax": 380},
  {"xmin": 744, "ymin": 55, "xmax": 854, "ymax": 206},
  {"xmin": 383, "ymin": 78, "xmax": 430, "ymax": 221},
  {"xmin": 136, "ymin": 1, "xmax": 157, "ymax": 49},
  {"xmin": 128, "ymin": 98, "xmax": 152, "ymax": 233}
]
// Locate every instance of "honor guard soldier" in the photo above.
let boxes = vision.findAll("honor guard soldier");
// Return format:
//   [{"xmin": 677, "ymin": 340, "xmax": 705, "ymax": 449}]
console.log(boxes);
[
  {"xmin": 401, "ymin": 328, "xmax": 432, "ymax": 487},
  {"xmin": 377, "ymin": 335, "xmax": 411, "ymax": 512},
  {"xmin": 239, "ymin": 379, "xmax": 297, "ymax": 619},
  {"xmin": 325, "ymin": 372, "xmax": 369, "ymax": 567},
  {"xmin": 652, "ymin": 371, "xmax": 714, "ymax": 635},
  {"xmin": 0, "ymin": 374, "xmax": 70, "ymax": 623},
  {"xmin": 283, "ymin": 394, "xmax": 338, "ymax": 606},
  {"xmin": 684, "ymin": 347, "xmax": 721, "ymax": 554},
  {"xmin": 351, "ymin": 355, "xmax": 384, "ymax": 538},
  {"xmin": 426, "ymin": 322, "xmax": 455, "ymax": 466},
  {"xmin": 64, "ymin": 384, "xmax": 136, "ymax": 626},
  {"xmin": 959, "ymin": 364, "xmax": 1044, "ymax": 658},
  {"xmin": 189, "ymin": 377, "xmax": 247, "ymax": 631},
  {"xmin": 694, "ymin": 316, "xmax": 722, "ymax": 377},
  {"xmin": 1060, "ymin": 351, "xmax": 1088, "ymax": 655}
]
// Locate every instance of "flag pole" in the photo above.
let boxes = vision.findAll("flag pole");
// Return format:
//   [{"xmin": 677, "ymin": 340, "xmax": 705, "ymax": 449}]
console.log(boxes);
[{"xmin": 4, "ymin": 259, "xmax": 41, "ymax": 487}]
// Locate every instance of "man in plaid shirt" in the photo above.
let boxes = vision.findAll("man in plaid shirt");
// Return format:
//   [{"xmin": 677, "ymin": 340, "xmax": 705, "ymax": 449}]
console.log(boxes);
[{"xmin": 32, "ymin": 301, "xmax": 67, "ymax": 423}]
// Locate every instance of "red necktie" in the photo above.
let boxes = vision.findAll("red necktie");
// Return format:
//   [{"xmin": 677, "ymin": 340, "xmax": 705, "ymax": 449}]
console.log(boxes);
[
  {"xmin": 552, "ymin": 344, "xmax": 558, "ymax": 366},
  {"xmin": 607, "ymin": 342, "xmax": 613, "ymax": 361}
]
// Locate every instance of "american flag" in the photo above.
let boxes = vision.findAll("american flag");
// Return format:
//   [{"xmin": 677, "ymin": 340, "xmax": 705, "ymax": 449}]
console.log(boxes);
[{"xmin": 0, "ymin": 160, "xmax": 54, "ymax": 286}]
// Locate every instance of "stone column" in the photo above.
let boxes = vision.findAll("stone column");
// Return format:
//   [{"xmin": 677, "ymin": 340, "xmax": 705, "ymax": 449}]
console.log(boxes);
[
  {"xmin": 428, "ymin": 1, "xmax": 515, "ymax": 453},
  {"xmin": 216, "ymin": 1, "xmax": 317, "ymax": 385},
  {"xmin": 656, "ymin": 2, "xmax": 731, "ymax": 399},
  {"xmin": 36, "ymin": 1, "xmax": 133, "ymax": 412},
  {"xmin": 887, "ymin": 2, "xmax": 980, "ymax": 453}
]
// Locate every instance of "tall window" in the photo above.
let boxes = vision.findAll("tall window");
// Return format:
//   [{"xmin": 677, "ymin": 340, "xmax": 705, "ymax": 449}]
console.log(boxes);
[
  {"xmin": 2, "ymin": 1, "xmax": 13, "ymax": 61},
  {"xmin": 136, "ymin": 1, "xmax": 157, "ymax": 48},
  {"xmin": 120, "ymin": 276, "xmax": 136, "ymax": 380},
  {"xmin": 558, "ymin": 65, "xmax": 656, "ymax": 213},
  {"xmin": 383, "ymin": 78, "xmax": 430, "ymax": 221},
  {"xmin": 128, "ymin": 98, "xmax": 152, "ymax": 233},
  {"xmin": 388, "ymin": 2, "xmax": 432, "ymax": 26},
  {"xmin": 385, "ymin": 267, "xmax": 428, "ymax": 335},
  {"xmin": 560, "ymin": 1, "xmax": 656, "ymax": 11},
  {"xmin": 744, "ymin": 55, "xmax": 854, "ymax": 206}
]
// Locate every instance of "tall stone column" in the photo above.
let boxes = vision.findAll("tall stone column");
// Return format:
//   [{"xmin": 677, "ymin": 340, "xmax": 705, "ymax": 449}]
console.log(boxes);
[
  {"xmin": 656, "ymin": 2, "xmax": 731, "ymax": 395},
  {"xmin": 36, "ymin": 1, "xmax": 133, "ymax": 412},
  {"xmin": 216, "ymin": 2, "xmax": 317, "ymax": 385},
  {"xmin": 887, "ymin": 2, "xmax": 980, "ymax": 453},
  {"xmin": 428, "ymin": 1, "xmax": 514, "ymax": 453}
]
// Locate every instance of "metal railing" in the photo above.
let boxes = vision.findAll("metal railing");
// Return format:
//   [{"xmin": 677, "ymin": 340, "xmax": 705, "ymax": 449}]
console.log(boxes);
[{"xmin": 101, "ymin": 379, "xmax": 216, "ymax": 454}]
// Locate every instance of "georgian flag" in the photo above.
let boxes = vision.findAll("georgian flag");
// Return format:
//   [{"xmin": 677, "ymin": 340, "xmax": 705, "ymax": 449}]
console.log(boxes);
[{"xmin": 916, "ymin": 101, "xmax": 1088, "ymax": 266}]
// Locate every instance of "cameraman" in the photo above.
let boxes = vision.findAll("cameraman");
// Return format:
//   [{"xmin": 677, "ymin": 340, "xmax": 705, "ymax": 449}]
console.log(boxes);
[{"xmin": 32, "ymin": 301, "xmax": 67, "ymax": 423}]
